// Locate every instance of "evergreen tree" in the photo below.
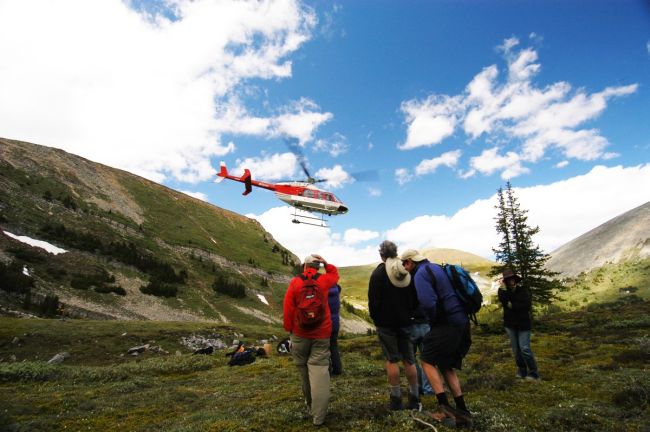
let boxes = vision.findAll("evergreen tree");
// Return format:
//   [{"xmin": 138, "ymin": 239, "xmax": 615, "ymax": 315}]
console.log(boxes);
[{"xmin": 491, "ymin": 182, "xmax": 562, "ymax": 306}]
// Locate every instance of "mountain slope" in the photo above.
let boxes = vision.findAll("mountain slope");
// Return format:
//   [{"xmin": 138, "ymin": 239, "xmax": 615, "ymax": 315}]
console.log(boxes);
[
  {"xmin": 0, "ymin": 137, "xmax": 299, "ymax": 323},
  {"xmin": 547, "ymin": 201, "xmax": 650, "ymax": 277}
]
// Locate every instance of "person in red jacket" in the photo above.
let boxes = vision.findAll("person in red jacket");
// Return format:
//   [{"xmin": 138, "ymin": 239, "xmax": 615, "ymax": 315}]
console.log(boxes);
[{"xmin": 283, "ymin": 254, "xmax": 339, "ymax": 427}]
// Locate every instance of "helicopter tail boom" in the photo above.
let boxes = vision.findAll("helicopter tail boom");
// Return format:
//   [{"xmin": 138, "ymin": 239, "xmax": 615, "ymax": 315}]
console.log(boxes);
[{"xmin": 216, "ymin": 162, "xmax": 270, "ymax": 195}]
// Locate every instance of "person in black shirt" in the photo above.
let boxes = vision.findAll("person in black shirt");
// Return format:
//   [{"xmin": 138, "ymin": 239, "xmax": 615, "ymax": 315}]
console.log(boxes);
[
  {"xmin": 368, "ymin": 241, "xmax": 421, "ymax": 411},
  {"xmin": 498, "ymin": 268, "xmax": 539, "ymax": 380}
]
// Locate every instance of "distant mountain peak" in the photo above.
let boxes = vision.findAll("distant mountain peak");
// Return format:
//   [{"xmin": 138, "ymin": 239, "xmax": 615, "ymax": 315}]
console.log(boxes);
[{"xmin": 547, "ymin": 201, "xmax": 650, "ymax": 277}]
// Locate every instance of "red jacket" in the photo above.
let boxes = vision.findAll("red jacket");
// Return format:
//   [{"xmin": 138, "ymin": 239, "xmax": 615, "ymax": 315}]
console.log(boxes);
[{"xmin": 283, "ymin": 264, "xmax": 339, "ymax": 339}]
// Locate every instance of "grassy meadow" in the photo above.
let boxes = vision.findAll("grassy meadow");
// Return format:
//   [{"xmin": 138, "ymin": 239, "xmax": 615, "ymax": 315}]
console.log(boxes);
[{"xmin": 2, "ymin": 296, "xmax": 649, "ymax": 431}]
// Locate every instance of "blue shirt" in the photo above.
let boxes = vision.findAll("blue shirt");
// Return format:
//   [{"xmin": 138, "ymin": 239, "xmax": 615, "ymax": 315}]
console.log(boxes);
[{"xmin": 413, "ymin": 260, "xmax": 468, "ymax": 327}]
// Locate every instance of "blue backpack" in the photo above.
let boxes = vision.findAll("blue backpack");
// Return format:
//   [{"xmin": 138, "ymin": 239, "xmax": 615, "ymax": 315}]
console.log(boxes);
[{"xmin": 426, "ymin": 264, "xmax": 483, "ymax": 324}]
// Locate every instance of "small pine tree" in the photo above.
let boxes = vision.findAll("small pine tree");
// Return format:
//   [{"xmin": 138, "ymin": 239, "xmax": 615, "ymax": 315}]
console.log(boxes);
[{"xmin": 491, "ymin": 182, "xmax": 563, "ymax": 307}]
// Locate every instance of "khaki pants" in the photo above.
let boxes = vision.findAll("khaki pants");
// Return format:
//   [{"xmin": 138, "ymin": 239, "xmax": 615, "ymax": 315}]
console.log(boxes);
[{"xmin": 290, "ymin": 335, "xmax": 331, "ymax": 425}]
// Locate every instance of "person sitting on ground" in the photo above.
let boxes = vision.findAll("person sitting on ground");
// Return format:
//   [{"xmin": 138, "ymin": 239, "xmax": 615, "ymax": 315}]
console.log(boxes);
[{"xmin": 368, "ymin": 240, "xmax": 421, "ymax": 411}]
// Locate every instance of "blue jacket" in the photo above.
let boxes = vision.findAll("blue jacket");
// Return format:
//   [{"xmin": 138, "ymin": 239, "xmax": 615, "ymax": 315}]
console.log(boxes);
[
  {"xmin": 328, "ymin": 284, "xmax": 341, "ymax": 332},
  {"xmin": 413, "ymin": 260, "xmax": 468, "ymax": 327}
]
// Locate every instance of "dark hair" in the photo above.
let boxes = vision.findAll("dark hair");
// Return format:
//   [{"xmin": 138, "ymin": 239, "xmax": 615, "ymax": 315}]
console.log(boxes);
[{"xmin": 378, "ymin": 240, "xmax": 398, "ymax": 260}]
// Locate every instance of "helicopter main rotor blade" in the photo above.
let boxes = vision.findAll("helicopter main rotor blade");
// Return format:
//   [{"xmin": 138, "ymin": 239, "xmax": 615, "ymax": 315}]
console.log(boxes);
[
  {"xmin": 285, "ymin": 137, "xmax": 313, "ymax": 180},
  {"xmin": 351, "ymin": 169, "xmax": 380, "ymax": 182}
]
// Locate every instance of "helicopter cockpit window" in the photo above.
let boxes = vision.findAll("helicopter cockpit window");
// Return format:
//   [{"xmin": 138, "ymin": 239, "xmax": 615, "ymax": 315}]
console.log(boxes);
[{"xmin": 302, "ymin": 190, "xmax": 314, "ymax": 198}]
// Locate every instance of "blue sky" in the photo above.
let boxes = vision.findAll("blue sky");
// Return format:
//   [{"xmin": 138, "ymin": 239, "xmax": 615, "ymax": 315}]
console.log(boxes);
[{"xmin": 1, "ymin": 0, "xmax": 649, "ymax": 265}]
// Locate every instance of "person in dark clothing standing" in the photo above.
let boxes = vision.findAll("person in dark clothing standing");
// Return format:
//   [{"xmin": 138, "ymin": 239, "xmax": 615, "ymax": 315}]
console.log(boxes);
[
  {"xmin": 368, "ymin": 240, "xmax": 421, "ymax": 411},
  {"xmin": 498, "ymin": 268, "xmax": 539, "ymax": 380},
  {"xmin": 328, "ymin": 283, "xmax": 343, "ymax": 376}
]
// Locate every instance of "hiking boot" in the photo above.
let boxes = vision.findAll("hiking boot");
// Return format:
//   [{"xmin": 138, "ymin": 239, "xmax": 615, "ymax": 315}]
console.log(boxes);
[
  {"xmin": 453, "ymin": 408, "xmax": 474, "ymax": 429},
  {"xmin": 412, "ymin": 410, "xmax": 455, "ymax": 429},
  {"xmin": 407, "ymin": 393, "xmax": 422, "ymax": 411},
  {"xmin": 423, "ymin": 407, "xmax": 456, "ymax": 428},
  {"xmin": 525, "ymin": 375, "xmax": 540, "ymax": 382},
  {"xmin": 389, "ymin": 395, "xmax": 403, "ymax": 411}
]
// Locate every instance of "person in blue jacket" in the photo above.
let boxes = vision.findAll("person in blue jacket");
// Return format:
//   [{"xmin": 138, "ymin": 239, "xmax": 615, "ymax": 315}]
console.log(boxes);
[
  {"xmin": 328, "ymin": 283, "xmax": 343, "ymax": 375},
  {"xmin": 401, "ymin": 249, "xmax": 473, "ymax": 428}
]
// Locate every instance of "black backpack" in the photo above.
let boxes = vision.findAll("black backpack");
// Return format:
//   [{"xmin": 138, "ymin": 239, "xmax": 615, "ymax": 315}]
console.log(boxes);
[{"xmin": 228, "ymin": 348, "xmax": 256, "ymax": 366}]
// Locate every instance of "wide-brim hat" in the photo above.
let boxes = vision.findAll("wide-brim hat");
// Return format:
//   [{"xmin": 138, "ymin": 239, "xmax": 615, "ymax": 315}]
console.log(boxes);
[
  {"xmin": 386, "ymin": 257, "xmax": 411, "ymax": 288},
  {"xmin": 400, "ymin": 249, "xmax": 426, "ymax": 263},
  {"xmin": 502, "ymin": 268, "xmax": 521, "ymax": 282}
]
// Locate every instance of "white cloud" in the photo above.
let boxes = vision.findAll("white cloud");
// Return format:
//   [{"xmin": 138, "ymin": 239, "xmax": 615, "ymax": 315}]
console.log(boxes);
[
  {"xmin": 212, "ymin": 97, "xmax": 332, "ymax": 145},
  {"xmin": 389, "ymin": 164, "xmax": 650, "ymax": 259},
  {"xmin": 555, "ymin": 160, "xmax": 569, "ymax": 169},
  {"xmin": 234, "ymin": 152, "xmax": 299, "ymax": 181},
  {"xmin": 343, "ymin": 228, "xmax": 379, "ymax": 245},
  {"xmin": 399, "ymin": 96, "xmax": 462, "ymax": 150},
  {"xmin": 269, "ymin": 98, "xmax": 334, "ymax": 144},
  {"xmin": 180, "ymin": 190, "xmax": 209, "ymax": 201},
  {"xmin": 415, "ymin": 150, "xmax": 462, "ymax": 176},
  {"xmin": 253, "ymin": 164, "xmax": 650, "ymax": 266},
  {"xmin": 314, "ymin": 132, "xmax": 349, "ymax": 157},
  {"xmin": 400, "ymin": 38, "xmax": 638, "ymax": 179},
  {"xmin": 498, "ymin": 36, "xmax": 520, "ymax": 53},
  {"xmin": 0, "ymin": 0, "xmax": 318, "ymax": 183},
  {"xmin": 248, "ymin": 206, "xmax": 378, "ymax": 265},
  {"xmin": 395, "ymin": 168, "xmax": 414, "ymax": 186},
  {"xmin": 468, "ymin": 147, "xmax": 529, "ymax": 180},
  {"xmin": 314, "ymin": 165, "xmax": 353, "ymax": 189},
  {"xmin": 368, "ymin": 187, "xmax": 382, "ymax": 197}
]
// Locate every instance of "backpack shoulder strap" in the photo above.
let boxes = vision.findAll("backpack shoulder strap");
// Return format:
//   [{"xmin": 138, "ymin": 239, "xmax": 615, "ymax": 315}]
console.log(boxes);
[
  {"xmin": 424, "ymin": 264, "xmax": 438, "ymax": 293},
  {"xmin": 300, "ymin": 272, "xmax": 321, "ymax": 281},
  {"xmin": 424, "ymin": 264, "xmax": 446, "ymax": 323}
]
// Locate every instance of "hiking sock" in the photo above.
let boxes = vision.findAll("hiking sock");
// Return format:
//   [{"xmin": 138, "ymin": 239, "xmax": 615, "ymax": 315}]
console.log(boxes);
[
  {"xmin": 390, "ymin": 385, "xmax": 402, "ymax": 398},
  {"xmin": 408, "ymin": 383, "xmax": 419, "ymax": 397},
  {"xmin": 435, "ymin": 392, "xmax": 449, "ymax": 406},
  {"xmin": 454, "ymin": 395, "xmax": 468, "ymax": 412}
]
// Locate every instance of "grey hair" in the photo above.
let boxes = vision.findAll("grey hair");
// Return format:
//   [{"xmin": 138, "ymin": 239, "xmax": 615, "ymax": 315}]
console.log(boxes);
[{"xmin": 378, "ymin": 240, "xmax": 398, "ymax": 260}]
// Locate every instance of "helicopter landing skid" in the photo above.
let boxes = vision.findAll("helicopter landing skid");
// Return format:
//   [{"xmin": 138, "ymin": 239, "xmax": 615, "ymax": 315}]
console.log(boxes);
[{"xmin": 291, "ymin": 209, "xmax": 329, "ymax": 228}]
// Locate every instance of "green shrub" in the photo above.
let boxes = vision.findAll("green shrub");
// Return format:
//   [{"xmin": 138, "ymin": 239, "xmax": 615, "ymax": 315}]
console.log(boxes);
[
  {"xmin": 6, "ymin": 246, "xmax": 46, "ymax": 263},
  {"xmin": 464, "ymin": 372, "xmax": 516, "ymax": 391},
  {"xmin": 613, "ymin": 349, "xmax": 650, "ymax": 365},
  {"xmin": 212, "ymin": 274, "xmax": 246, "ymax": 298},
  {"xmin": 38, "ymin": 295, "xmax": 59, "ymax": 317},
  {"xmin": 0, "ymin": 362, "xmax": 62, "ymax": 382},
  {"xmin": 45, "ymin": 266, "xmax": 67, "ymax": 279},
  {"xmin": 612, "ymin": 377, "xmax": 650, "ymax": 409},
  {"xmin": 544, "ymin": 402, "xmax": 616, "ymax": 432},
  {"xmin": 94, "ymin": 285, "xmax": 126, "ymax": 296},
  {"xmin": 140, "ymin": 279, "xmax": 178, "ymax": 297},
  {"xmin": 341, "ymin": 300, "xmax": 372, "ymax": 323},
  {"xmin": 0, "ymin": 261, "xmax": 34, "ymax": 294}
]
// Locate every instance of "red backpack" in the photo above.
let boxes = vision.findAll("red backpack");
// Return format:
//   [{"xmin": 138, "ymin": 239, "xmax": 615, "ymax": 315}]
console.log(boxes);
[{"xmin": 295, "ymin": 273, "xmax": 326, "ymax": 330}]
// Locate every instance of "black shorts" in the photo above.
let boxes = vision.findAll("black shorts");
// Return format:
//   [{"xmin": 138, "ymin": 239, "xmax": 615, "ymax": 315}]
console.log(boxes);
[
  {"xmin": 376, "ymin": 326, "xmax": 415, "ymax": 364},
  {"xmin": 421, "ymin": 323, "xmax": 471, "ymax": 370}
]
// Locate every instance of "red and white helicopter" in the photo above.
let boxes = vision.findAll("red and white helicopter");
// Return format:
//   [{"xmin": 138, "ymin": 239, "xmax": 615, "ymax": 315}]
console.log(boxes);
[{"xmin": 215, "ymin": 160, "xmax": 349, "ymax": 227}]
